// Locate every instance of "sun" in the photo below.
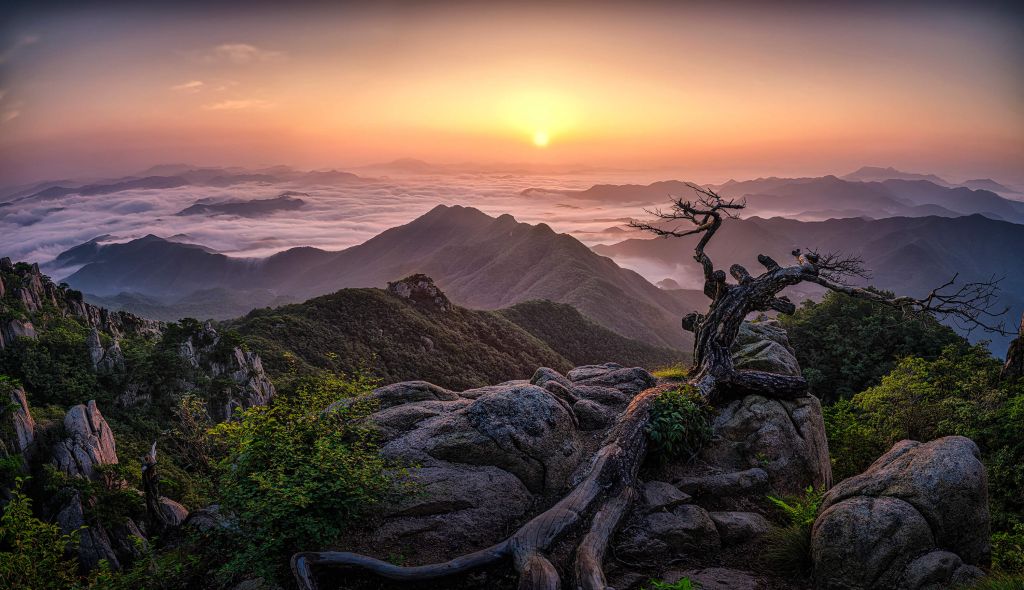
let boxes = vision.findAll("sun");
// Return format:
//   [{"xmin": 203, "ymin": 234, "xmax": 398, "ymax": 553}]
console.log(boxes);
[{"xmin": 532, "ymin": 130, "xmax": 550, "ymax": 148}]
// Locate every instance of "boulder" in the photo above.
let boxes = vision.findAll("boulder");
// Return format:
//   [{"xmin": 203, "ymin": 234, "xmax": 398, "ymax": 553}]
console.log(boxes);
[
  {"xmin": 663, "ymin": 568, "xmax": 766, "ymax": 590},
  {"xmin": 812, "ymin": 436, "xmax": 990, "ymax": 590},
  {"xmin": 357, "ymin": 377, "xmax": 590, "ymax": 557},
  {"xmin": 731, "ymin": 320, "xmax": 801, "ymax": 376},
  {"xmin": 530, "ymin": 367, "xmax": 573, "ymax": 390},
  {"xmin": 675, "ymin": 467, "xmax": 769, "ymax": 498},
  {"xmin": 159, "ymin": 497, "xmax": 190, "ymax": 527},
  {"xmin": 701, "ymin": 394, "xmax": 832, "ymax": 495},
  {"xmin": 573, "ymin": 399, "xmax": 615, "ymax": 430},
  {"xmin": 617, "ymin": 504, "xmax": 720, "ymax": 559},
  {"xmin": 567, "ymin": 363, "xmax": 623, "ymax": 382},
  {"xmin": 52, "ymin": 400, "xmax": 119, "ymax": 480},
  {"xmin": 573, "ymin": 366, "xmax": 656, "ymax": 395},
  {"xmin": 641, "ymin": 480, "xmax": 692, "ymax": 512},
  {"xmin": 709, "ymin": 511, "xmax": 770, "ymax": 545}
]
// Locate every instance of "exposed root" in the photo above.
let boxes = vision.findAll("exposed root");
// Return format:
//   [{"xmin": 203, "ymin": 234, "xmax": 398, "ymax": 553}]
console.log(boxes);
[{"xmin": 291, "ymin": 386, "xmax": 668, "ymax": 590}]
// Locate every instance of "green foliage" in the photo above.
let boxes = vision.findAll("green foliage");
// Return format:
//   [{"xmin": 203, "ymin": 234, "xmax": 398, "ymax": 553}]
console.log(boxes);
[
  {"xmin": 761, "ymin": 486, "xmax": 823, "ymax": 578},
  {"xmin": 767, "ymin": 486, "xmax": 824, "ymax": 528},
  {"xmin": 780, "ymin": 289, "xmax": 965, "ymax": 402},
  {"xmin": 823, "ymin": 344, "xmax": 1024, "ymax": 532},
  {"xmin": 0, "ymin": 480, "xmax": 82, "ymax": 590},
  {"xmin": 0, "ymin": 317, "xmax": 102, "ymax": 407},
  {"xmin": 209, "ymin": 371, "xmax": 395, "ymax": 583},
  {"xmin": 644, "ymin": 578, "xmax": 700, "ymax": 590},
  {"xmin": 965, "ymin": 574, "xmax": 1024, "ymax": 590},
  {"xmin": 498, "ymin": 299, "xmax": 684, "ymax": 369},
  {"xmin": 651, "ymin": 364, "xmax": 689, "ymax": 380},
  {"xmin": 646, "ymin": 385, "xmax": 713, "ymax": 461},
  {"xmin": 992, "ymin": 524, "xmax": 1024, "ymax": 576},
  {"xmin": 223, "ymin": 288, "xmax": 573, "ymax": 390}
]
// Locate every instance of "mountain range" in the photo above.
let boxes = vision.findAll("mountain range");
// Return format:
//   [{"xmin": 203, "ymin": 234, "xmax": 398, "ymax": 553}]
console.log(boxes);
[
  {"xmin": 55, "ymin": 205, "xmax": 708, "ymax": 350},
  {"xmin": 593, "ymin": 213, "xmax": 1024, "ymax": 352}
]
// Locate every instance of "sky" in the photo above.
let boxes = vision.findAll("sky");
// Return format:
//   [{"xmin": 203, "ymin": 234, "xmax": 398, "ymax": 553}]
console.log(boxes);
[{"xmin": 1, "ymin": 1, "xmax": 1022, "ymax": 185}]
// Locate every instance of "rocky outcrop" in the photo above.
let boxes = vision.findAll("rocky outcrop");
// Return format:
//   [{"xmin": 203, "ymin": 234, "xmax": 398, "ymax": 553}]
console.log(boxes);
[
  {"xmin": 346, "ymin": 363, "xmax": 652, "ymax": 559},
  {"xmin": 1, "ymin": 384, "xmax": 36, "ymax": 458},
  {"xmin": 87, "ymin": 328, "xmax": 126, "ymax": 373},
  {"xmin": 49, "ymin": 400, "xmax": 150, "ymax": 570},
  {"xmin": 387, "ymin": 274, "xmax": 452, "ymax": 312},
  {"xmin": 52, "ymin": 400, "xmax": 119, "ymax": 480},
  {"xmin": 732, "ymin": 319, "xmax": 801, "ymax": 376},
  {"xmin": 0, "ymin": 257, "xmax": 160, "ymax": 350},
  {"xmin": 173, "ymin": 321, "xmax": 276, "ymax": 421},
  {"xmin": 811, "ymin": 436, "xmax": 989, "ymax": 590},
  {"xmin": 1002, "ymin": 313, "xmax": 1024, "ymax": 380},
  {"xmin": 699, "ymin": 393, "xmax": 832, "ymax": 495}
]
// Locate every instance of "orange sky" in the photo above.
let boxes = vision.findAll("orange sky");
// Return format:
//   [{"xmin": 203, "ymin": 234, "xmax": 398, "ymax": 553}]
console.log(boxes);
[{"xmin": 1, "ymin": 1, "xmax": 1022, "ymax": 184}]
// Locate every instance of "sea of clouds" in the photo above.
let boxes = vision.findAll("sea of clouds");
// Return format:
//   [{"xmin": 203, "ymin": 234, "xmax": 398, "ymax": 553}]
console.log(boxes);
[{"xmin": 0, "ymin": 172, "xmax": 679, "ymax": 281}]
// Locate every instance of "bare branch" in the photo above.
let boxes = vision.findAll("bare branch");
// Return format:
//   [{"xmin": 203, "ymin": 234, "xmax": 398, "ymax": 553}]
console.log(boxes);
[
  {"xmin": 628, "ymin": 184, "xmax": 746, "ymax": 290},
  {"xmin": 805, "ymin": 272, "xmax": 1010, "ymax": 335}
]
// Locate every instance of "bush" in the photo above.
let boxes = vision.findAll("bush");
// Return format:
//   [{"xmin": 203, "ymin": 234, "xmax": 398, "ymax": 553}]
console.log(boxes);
[
  {"xmin": 646, "ymin": 385, "xmax": 712, "ymax": 462},
  {"xmin": 992, "ymin": 524, "xmax": 1024, "ymax": 576},
  {"xmin": 0, "ymin": 480, "xmax": 82, "ymax": 590},
  {"xmin": 644, "ymin": 578, "xmax": 700, "ymax": 590},
  {"xmin": 761, "ymin": 486, "xmax": 823, "ymax": 578},
  {"xmin": 209, "ymin": 371, "xmax": 396, "ymax": 583},
  {"xmin": 966, "ymin": 574, "xmax": 1024, "ymax": 590},
  {"xmin": 779, "ymin": 289, "xmax": 964, "ymax": 402}
]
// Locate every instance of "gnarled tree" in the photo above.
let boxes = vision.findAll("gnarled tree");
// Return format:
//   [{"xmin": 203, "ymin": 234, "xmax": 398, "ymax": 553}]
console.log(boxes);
[{"xmin": 291, "ymin": 184, "xmax": 1008, "ymax": 590}]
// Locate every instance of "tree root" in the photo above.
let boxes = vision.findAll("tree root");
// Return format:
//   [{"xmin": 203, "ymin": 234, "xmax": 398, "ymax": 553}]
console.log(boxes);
[{"xmin": 291, "ymin": 385, "xmax": 670, "ymax": 590}]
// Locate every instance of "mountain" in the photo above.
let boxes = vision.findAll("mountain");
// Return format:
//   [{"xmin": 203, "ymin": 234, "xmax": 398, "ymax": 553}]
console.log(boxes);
[
  {"xmin": 222, "ymin": 275, "xmax": 574, "ymax": 390},
  {"xmin": 593, "ymin": 214, "xmax": 1024, "ymax": 352},
  {"xmin": 59, "ymin": 206, "xmax": 708, "ymax": 349},
  {"xmin": 175, "ymin": 194, "xmax": 307, "ymax": 217},
  {"xmin": 86, "ymin": 288, "xmax": 299, "ymax": 322},
  {"xmin": 841, "ymin": 166, "xmax": 951, "ymax": 186},
  {"xmin": 960, "ymin": 178, "xmax": 1020, "ymax": 195},
  {"xmin": 521, "ymin": 180, "xmax": 696, "ymax": 204},
  {"xmin": 497, "ymin": 299, "xmax": 684, "ymax": 369}
]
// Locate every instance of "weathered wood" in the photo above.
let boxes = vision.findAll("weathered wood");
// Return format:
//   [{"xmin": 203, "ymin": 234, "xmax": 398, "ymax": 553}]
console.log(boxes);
[
  {"xmin": 291, "ymin": 386, "xmax": 667, "ymax": 590},
  {"xmin": 142, "ymin": 441, "xmax": 172, "ymax": 534}
]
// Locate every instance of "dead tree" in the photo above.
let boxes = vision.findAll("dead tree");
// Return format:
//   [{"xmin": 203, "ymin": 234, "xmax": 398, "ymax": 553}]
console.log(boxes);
[
  {"xmin": 142, "ymin": 441, "xmax": 172, "ymax": 535},
  {"xmin": 290, "ymin": 184, "xmax": 1007, "ymax": 589}
]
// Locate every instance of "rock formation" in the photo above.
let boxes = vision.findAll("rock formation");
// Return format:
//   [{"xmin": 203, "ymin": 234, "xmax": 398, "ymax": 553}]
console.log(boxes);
[
  {"xmin": 386, "ymin": 274, "xmax": 454, "ymax": 312},
  {"xmin": 811, "ymin": 436, "xmax": 989, "ymax": 590},
  {"xmin": 0, "ymin": 383, "xmax": 36, "ymax": 473},
  {"xmin": 0, "ymin": 257, "xmax": 160, "ymax": 350}
]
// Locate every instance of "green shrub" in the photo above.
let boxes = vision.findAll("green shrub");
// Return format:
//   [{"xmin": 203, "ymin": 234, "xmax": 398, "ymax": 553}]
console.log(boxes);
[
  {"xmin": 209, "ymin": 371, "xmax": 396, "ymax": 583},
  {"xmin": 767, "ymin": 485, "xmax": 824, "ymax": 527},
  {"xmin": 644, "ymin": 578, "xmax": 700, "ymax": 590},
  {"xmin": 965, "ymin": 574, "xmax": 1024, "ymax": 590},
  {"xmin": 646, "ymin": 385, "xmax": 713, "ymax": 462},
  {"xmin": 992, "ymin": 524, "xmax": 1024, "ymax": 575},
  {"xmin": 0, "ymin": 480, "xmax": 82, "ymax": 590},
  {"xmin": 761, "ymin": 486, "xmax": 824, "ymax": 578}
]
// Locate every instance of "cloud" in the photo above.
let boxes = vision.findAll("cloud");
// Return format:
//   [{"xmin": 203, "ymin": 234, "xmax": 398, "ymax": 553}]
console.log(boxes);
[
  {"xmin": 207, "ymin": 43, "xmax": 284, "ymax": 64},
  {"xmin": 2, "ymin": 110, "xmax": 20, "ymax": 123},
  {"xmin": 0, "ymin": 34, "xmax": 39, "ymax": 64},
  {"xmin": 202, "ymin": 99, "xmax": 274, "ymax": 111},
  {"xmin": 171, "ymin": 80, "xmax": 204, "ymax": 93}
]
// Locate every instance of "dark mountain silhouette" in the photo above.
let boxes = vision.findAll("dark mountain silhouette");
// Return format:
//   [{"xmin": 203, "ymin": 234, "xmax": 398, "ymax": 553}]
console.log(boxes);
[
  {"xmin": 531, "ymin": 175, "xmax": 1024, "ymax": 223},
  {"xmin": 841, "ymin": 165, "xmax": 951, "ymax": 186},
  {"xmin": 175, "ymin": 194, "xmax": 307, "ymax": 217},
  {"xmin": 593, "ymin": 214, "xmax": 1024, "ymax": 352},
  {"xmin": 59, "ymin": 206, "xmax": 708, "ymax": 349}
]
